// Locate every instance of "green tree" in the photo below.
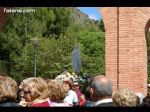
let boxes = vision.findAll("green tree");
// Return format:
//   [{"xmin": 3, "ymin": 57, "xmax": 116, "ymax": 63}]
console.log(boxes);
[
  {"xmin": 77, "ymin": 30, "xmax": 105, "ymax": 76},
  {"xmin": 13, "ymin": 35, "xmax": 75, "ymax": 79},
  {"xmin": 147, "ymin": 31, "xmax": 150, "ymax": 83},
  {"xmin": 99, "ymin": 19, "xmax": 105, "ymax": 32},
  {"xmin": 0, "ymin": 7, "xmax": 106, "ymax": 81},
  {"xmin": 0, "ymin": 7, "xmax": 72, "ymax": 81}
]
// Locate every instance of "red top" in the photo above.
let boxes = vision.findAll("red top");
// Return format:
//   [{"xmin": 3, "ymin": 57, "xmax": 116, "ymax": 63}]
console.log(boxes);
[
  {"xmin": 76, "ymin": 90, "xmax": 82, "ymax": 99},
  {"xmin": 79, "ymin": 99, "xmax": 87, "ymax": 106},
  {"xmin": 29, "ymin": 98, "xmax": 71, "ymax": 107},
  {"xmin": 30, "ymin": 101, "xmax": 49, "ymax": 107}
]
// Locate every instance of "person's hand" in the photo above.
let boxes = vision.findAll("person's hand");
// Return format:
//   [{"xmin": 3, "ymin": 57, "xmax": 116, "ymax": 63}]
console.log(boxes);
[
  {"xmin": 80, "ymin": 94, "xmax": 85, "ymax": 101},
  {"xmin": 79, "ymin": 95, "xmax": 87, "ymax": 106}
]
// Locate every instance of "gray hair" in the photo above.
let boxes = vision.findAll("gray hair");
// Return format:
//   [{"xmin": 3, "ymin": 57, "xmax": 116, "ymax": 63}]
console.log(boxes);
[{"xmin": 90, "ymin": 76, "xmax": 113, "ymax": 97}]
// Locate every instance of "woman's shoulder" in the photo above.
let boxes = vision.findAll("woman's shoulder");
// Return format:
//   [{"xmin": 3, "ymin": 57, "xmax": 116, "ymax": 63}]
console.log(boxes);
[
  {"xmin": 29, "ymin": 99, "xmax": 50, "ymax": 107},
  {"xmin": 69, "ymin": 90, "xmax": 76, "ymax": 94},
  {"xmin": 30, "ymin": 101, "xmax": 49, "ymax": 107},
  {"xmin": 50, "ymin": 102, "xmax": 71, "ymax": 107}
]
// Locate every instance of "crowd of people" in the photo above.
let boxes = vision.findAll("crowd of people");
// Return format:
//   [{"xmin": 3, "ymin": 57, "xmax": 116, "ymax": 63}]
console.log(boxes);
[{"xmin": 0, "ymin": 74, "xmax": 150, "ymax": 107}]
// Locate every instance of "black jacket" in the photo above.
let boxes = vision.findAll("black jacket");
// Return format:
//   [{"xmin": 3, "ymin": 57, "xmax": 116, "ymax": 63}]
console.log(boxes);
[
  {"xmin": 0, "ymin": 102, "xmax": 21, "ymax": 107},
  {"xmin": 95, "ymin": 102, "xmax": 116, "ymax": 107}
]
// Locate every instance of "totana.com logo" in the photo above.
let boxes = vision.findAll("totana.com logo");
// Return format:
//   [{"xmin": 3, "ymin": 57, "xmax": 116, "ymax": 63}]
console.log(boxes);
[{"xmin": 3, "ymin": 8, "xmax": 35, "ymax": 13}]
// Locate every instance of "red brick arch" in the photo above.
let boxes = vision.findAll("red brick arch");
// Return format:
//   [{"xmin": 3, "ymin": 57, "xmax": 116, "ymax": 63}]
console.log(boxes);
[
  {"xmin": 145, "ymin": 19, "xmax": 150, "ymax": 43},
  {"xmin": 99, "ymin": 7, "xmax": 150, "ymax": 95}
]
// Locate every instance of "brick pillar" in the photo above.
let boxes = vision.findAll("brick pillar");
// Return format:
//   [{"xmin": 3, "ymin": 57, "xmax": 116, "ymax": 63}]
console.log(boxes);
[
  {"xmin": 99, "ymin": 7, "xmax": 118, "ymax": 92},
  {"xmin": 99, "ymin": 7, "xmax": 150, "ymax": 95}
]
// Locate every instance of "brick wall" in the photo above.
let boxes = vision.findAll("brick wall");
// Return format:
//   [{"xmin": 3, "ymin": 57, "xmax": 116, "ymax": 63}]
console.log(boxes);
[
  {"xmin": 99, "ymin": 7, "xmax": 118, "ymax": 92},
  {"xmin": 99, "ymin": 7, "xmax": 150, "ymax": 95}
]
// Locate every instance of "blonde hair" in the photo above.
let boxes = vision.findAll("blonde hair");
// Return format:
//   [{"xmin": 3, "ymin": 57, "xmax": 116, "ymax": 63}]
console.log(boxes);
[
  {"xmin": 0, "ymin": 75, "xmax": 18, "ymax": 102},
  {"xmin": 47, "ymin": 79, "xmax": 69, "ymax": 103},
  {"xmin": 113, "ymin": 88, "xmax": 138, "ymax": 107},
  {"xmin": 22, "ymin": 77, "xmax": 48, "ymax": 101}
]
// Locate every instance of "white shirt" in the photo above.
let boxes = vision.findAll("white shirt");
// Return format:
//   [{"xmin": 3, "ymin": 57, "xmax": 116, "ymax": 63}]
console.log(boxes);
[
  {"xmin": 94, "ymin": 98, "xmax": 113, "ymax": 106},
  {"xmin": 64, "ymin": 90, "xmax": 78, "ymax": 105},
  {"xmin": 47, "ymin": 98, "xmax": 71, "ymax": 107}
]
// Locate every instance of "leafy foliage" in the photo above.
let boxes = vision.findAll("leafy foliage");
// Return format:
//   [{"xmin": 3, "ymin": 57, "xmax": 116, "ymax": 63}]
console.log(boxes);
[
  {"xmin": 0, "ymin": 7, "xmax": 105, "ymax": 81},
  {"xmin": 99, "ymin": 19, "xmax": 105, "ymax": 32},
  {"xmin": 77, "ymin": 30, "xmax": 105, "ymax": 76}
]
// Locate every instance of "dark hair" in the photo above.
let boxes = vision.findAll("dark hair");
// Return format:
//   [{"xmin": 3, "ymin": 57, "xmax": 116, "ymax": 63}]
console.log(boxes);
[{"xmin": 141, "ymin": 96, "xmax": 150, "ymax": 106}]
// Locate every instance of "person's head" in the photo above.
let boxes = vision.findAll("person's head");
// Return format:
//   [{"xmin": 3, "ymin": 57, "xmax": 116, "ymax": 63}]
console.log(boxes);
[
  {"xmin": 0, "ymin": 75, "xmax": 18, "ymax": 103},
  {"xmin": 63, "ymin": 80, "xmax": 73, "ymax": 90},
  {"xmin": 135, "ymin": 92, "xmax": 145, "ymax": 105},
  {"xmin": 141, "ymin": 96, "xmax": 150, "ymax": 106},
  {"xmin": 72, "ymin": 81, "xmax": 79, "ymax": 92},
  {"xmin": 135, "ymin": 95, "xmax": 140, "ymax": 106},
  {"xmin": 89, "ymin": 75, "xmax": 113, "ymax": 102},
  {"xmin": 21, "ymin": 77, "xmax": 48, "ymax": 102},
  {"xmin": 112, "ymin": 88, "xmax": 138, "ymax": 107},
  {"xmin": 47, "ymin": 79, "xmax": 69, "ymax": 103}
]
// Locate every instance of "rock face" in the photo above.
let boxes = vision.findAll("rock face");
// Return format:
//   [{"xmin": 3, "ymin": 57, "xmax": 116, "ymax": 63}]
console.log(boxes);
[
  {"xmin": 55, "ymin": 71, "xmax": 77, "ymax": 82},
  {"xmin": 69, "ymin": 7, "xmax": 100, "ymax": 31}
]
